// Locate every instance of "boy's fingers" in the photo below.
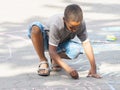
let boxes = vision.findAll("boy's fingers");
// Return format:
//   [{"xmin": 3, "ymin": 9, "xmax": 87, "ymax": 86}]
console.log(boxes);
[
  {"xmin": 70, "ymin": 70, "xmax": 79, "ymax": 79},
  {"xmin": 87, "ymin": 74, "xmax": 102, "ymax": 79}
]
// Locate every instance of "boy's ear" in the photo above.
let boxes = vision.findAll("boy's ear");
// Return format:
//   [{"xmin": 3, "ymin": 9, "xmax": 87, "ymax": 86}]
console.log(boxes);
[
  {"xmin": 63, "ymin": 17, "xmax": 66, "ymax": 23},
  {"xmin": 63, "ymin": 17, "xmax": 65, "ymax": 21}
]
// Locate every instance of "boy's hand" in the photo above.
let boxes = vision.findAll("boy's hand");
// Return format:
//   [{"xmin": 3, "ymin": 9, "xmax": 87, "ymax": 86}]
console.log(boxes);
[
  {"xmin": 87, "ymin": 70, "xmax": 102, "ymax": 79},
  {"xmin": 69, "ymin": 69, "xmax": 79, "ymax": 79}
]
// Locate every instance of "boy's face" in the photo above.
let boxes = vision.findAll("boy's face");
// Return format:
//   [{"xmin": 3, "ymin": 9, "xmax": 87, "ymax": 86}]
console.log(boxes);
[{"xmin": 64, "ymin": 18, "xmax": 81, "ymax": 32}]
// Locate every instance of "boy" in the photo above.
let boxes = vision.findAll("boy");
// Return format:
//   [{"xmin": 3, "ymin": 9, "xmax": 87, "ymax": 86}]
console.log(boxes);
[{"xmin": 28, "ymin": 4, "xmax": 101, "ymax": 79}]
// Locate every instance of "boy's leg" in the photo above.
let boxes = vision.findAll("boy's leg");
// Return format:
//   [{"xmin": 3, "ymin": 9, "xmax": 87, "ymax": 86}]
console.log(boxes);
[{"xmin": 31, "ymin": 25, "xmax": 49, "ymax": 75}]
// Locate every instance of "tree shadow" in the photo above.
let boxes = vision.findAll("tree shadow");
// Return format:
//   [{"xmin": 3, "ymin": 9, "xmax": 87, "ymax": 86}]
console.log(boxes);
[{"xmin": 0, "ymin": 1, "xmax": 120, "ymax": 90}]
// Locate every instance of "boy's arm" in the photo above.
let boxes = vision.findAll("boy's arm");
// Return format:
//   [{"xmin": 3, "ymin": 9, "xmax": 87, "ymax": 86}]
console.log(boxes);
[
  {"xmin": 49, "ymin": 45, "xmax": 79, "ymax": 79},
  {"xmin": 82, "ymin": 40, "xmax": 101, "ymax": 78}
]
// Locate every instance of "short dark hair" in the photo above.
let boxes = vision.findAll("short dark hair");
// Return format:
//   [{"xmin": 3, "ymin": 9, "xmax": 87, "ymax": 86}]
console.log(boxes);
[{"xmin": 64, "ymin": 4, "xmax": 83, "ymax": 22}]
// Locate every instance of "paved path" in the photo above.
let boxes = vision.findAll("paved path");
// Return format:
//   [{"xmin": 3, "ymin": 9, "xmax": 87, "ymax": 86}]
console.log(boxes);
[{"xmin": 0, "ymin": 0, "xmax": 120, "ymax": 90}]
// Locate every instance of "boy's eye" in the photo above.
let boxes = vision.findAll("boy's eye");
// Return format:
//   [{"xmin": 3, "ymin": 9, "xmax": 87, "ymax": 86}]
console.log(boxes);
[{"xmin": 70, "ymin": 26, "xmax": 79, "ymax": 30}]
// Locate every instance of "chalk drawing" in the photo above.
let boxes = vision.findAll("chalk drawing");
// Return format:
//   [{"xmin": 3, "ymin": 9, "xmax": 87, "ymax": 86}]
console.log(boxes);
[
  {"xmin": 30, "ymin": 81, "xmax": 116, "ymax": 90},
  {"xmin": 0, "ymin": 32, "xmax": 119, "ymax": 90},
  {"xmin": 42, "ymin": 80, "xmax": 103, "ymax": 90},
  {"xmin": 0, "ymin": 45, "xmax": 12, "ymax": 61},
  {"xmin": 0, "ymin": 32, "xmax": 29, "ymax": 62},
  {"xmin": 0, "ymin": 32, "xmax": 29, "ymax": 42},
  {"xmin": 68, "ymin": 40, "xmax": 120, "ymax": 55},
  {"xmin": 105, "ymin": 81, "xmax": 116, "ymax": 90},
  {"xmin": 101, "ymin": 27, "xmax": 120, "ymax": 32},
  {"xmin": 73, "ymin": 81, "xmax": 101, "ymax": 90},
  {"xmin": 91, "ymin": 43, "xmax": 120, "ymax": 54},
  {"xmin": 99, "ymin": 63, "xmax": 120, "ymax": 77}
]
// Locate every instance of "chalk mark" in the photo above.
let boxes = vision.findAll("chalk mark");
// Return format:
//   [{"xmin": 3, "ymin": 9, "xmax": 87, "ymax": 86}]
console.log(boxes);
[{"xmin": 0, "ymin": 32, "xmax": 29, "ymax": 62}]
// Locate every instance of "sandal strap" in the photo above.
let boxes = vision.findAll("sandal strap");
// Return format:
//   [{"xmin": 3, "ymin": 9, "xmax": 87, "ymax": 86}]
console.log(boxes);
[
  {"xmin": 38, "ymin": 68, "xmax": 50, "ymax": 71},
  {"xmin": 39, "ymin": 61, "xmax": 48, "ymax": 67},
  {"xmin": 38, "ymin": 61, "xmax": 50, "ymax": 70}
]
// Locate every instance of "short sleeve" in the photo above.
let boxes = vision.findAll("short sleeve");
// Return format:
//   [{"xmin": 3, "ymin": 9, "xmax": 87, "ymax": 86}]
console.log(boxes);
[
  {"xmin": 49, "ymin": 24, "xmax": 60, "ymax": 46},
  {"xmin": 77, "ymin": 21, "xmax": 88, "ymax": 42}
]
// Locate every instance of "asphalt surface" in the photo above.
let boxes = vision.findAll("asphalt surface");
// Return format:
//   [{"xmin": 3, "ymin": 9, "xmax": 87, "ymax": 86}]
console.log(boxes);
[{"xmin": 0, "ymin": 0, "xmax": 120, "ymax": 90}]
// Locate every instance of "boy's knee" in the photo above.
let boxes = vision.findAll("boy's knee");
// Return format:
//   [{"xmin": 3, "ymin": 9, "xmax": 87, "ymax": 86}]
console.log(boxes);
[{"xmin": 31, "ymin": 26, "xmax": 41, "ymax": 34}]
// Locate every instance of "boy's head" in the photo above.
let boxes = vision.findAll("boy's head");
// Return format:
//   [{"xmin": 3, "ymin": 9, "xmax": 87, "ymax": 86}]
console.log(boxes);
[
  {"xmin": 64, "ymin": 4, "xmax": 83, "ymax": 22},
  {"xmin": 63, "ymin": 4, "xmax": 83, "ymax": 32}
]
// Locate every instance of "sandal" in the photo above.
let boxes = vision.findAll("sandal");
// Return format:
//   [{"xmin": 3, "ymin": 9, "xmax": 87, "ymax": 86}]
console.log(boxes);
[{"xmin": 37, "ymin": 61, "xmax": 50, "ymax": 76}]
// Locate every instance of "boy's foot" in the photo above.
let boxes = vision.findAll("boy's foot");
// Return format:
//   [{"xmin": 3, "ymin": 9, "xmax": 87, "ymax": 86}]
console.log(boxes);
[{"xmin": 37, "ymin": 61, "xmax": 50, "ymax": 76}]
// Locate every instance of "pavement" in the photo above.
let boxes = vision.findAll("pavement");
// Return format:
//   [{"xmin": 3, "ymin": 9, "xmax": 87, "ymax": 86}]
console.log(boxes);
[{"xmin": 0, "ymin": 0, "xmax": 120, "ymax": 90}]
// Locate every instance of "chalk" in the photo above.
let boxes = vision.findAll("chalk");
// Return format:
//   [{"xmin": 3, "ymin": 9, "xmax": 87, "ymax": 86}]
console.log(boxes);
[
  {"xmin": 106, "ymin": 35, "xmax": 117, "ymax": 41},
  {"xmin": 106, "ymin": 82, "xmax": 116, "ymax": 90}
]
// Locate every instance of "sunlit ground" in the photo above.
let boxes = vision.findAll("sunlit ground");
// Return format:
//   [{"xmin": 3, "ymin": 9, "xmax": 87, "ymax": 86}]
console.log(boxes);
[{"xmin": 0, "ymin": 0, "xmax": 120, "ymax": 90}]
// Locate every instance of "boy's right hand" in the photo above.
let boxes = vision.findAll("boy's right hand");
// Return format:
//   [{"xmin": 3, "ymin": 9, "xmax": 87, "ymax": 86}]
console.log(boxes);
[
  {"xmin": 87, "ymin": 69, "xmax": 102, "ymax": 79},
  {"xmin": 69, "ymin": 69, "xmax": 79, "ymax": 79}
]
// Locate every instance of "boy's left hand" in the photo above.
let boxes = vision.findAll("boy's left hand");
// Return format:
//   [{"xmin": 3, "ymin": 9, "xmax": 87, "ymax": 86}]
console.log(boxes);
[{"xmin": 87, "ymin": 70, "xmax": 102, "ymax": 79}]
